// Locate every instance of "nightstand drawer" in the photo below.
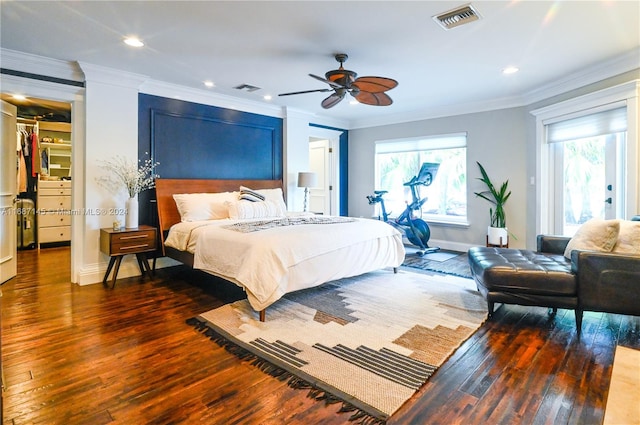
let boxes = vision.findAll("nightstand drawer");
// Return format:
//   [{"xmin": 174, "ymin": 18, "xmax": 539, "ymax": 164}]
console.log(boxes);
[
  {"xmin": 100, "ymin": 226, "xmax": 158, "ymax": 256},
  {"xmin": 110, "ymin": 229, "xmax": 156, "ymax": 245},
  {"xmin": 110, "ymin": 239, "xmax": 156, "ymax": 255}
]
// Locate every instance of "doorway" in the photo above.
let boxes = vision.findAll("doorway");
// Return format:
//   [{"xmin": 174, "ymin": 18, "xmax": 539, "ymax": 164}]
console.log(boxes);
[
  {"xmin": 308, "ymin": 127, "xmax": 343, "ymax": 216},
  {"xmin": 1, "ymin": 93, "xmax": 73, "ymax": 281},
  {"xmin": 551, "ymin": 132, "xmax": 626, "ymax": 236}
]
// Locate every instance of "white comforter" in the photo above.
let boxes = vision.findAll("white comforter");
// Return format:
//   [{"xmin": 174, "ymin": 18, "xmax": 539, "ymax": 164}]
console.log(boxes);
[{"xmin": 165, "ymin": 215, "xmax": 405, "ymax": 311}]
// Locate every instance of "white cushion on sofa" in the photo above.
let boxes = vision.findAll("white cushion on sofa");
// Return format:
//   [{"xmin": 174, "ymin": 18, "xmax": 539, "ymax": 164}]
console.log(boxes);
[
  {"xmin": 564, "ymin": 218, "xmax": 620, "ymax": 259},
  {"xmin": 612, "ymin": 220, "xmax": 640, "ymax": 255}
]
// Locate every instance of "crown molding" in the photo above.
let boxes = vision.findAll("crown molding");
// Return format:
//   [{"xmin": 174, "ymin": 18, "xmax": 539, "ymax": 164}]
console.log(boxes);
[
  {"xmin": 78, "ymin": 62, "xmax": 148, "ymax": 89},
  {"xmin": 523, "ymin": 48, "xmax": 640, "ymax": 106},
  {"xmin": 0, "ymin": 48, "xmax": 84, "ymax": 82},
  {"xmin": 140, "ymin": 78, "xmax": 285, "ymax": 118}
]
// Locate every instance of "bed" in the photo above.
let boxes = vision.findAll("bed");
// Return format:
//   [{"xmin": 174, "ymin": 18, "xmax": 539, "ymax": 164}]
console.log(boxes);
[{"xmin": 155, "ymin": 178, "xmax": 405, "ymax": 320}]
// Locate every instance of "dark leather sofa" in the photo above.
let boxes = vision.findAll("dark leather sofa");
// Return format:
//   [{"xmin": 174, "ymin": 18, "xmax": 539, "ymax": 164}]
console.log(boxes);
[{"xmin": 468, "ymin": 234, "xmax": 640, "ymax": 334}]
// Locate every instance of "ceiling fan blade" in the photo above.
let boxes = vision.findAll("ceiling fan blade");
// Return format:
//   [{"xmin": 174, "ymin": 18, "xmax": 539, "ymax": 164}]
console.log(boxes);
[
  {"xmin": 354, "ymin": 91, "xmax": 393, "ymax": 106},
  {"xmin": 352, "ymin": 76, "xmax": 398, "ymax": 93},
  {"xmin": 309, "ymin": 73, "xmax": 344, "ymax": 89},
  {"xmin": 321, "ymin": 92, "xmax": 346, "ymax": 109},
  {"xmin": 278, "ymin": 88, "xmax": 332, "ymax": 96}
]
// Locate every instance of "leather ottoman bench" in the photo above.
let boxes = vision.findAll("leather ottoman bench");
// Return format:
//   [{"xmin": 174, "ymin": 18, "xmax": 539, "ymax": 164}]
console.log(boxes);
[{"xmin": 467, "ymin": 246, "xmax": 582, "ymax": 332}]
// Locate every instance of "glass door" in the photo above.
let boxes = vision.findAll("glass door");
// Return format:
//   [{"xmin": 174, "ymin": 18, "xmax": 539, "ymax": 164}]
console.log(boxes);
[{"xmin": 552, "ymin": 131, "xmax": 625, "ymax": 236}]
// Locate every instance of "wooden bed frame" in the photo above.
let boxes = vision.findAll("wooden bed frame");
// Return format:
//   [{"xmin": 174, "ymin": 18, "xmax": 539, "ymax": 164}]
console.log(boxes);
[
  {"xmin": 155, "ymin": 178, "xmax": 283, "ymax": 320},
  {"xmin": 155, "ymin": 178, "xmax": 283, "ymax": 257}
]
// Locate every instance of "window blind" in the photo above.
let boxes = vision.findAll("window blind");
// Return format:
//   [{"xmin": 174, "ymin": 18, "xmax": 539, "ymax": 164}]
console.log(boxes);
[
  {"xmin": 375, "ymin": 133, "xmax": 467, "ymax": 154},
  {"xmin": 546, "ymin": 107, "xmax": 627, "ymax": 144}
]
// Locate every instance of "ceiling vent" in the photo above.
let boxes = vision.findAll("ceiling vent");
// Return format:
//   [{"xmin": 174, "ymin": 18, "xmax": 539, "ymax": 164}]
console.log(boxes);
[
  {"xmin": 433, "ymin": 3, "xmax": 481, "ymax": 30},
  {"xmin": 234, "ymin": 83, "xmax": 261, "ymax": 92}
]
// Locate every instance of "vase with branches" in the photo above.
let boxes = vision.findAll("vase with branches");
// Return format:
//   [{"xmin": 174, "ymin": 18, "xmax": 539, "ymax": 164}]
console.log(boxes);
[
  {"xmin": 96, "ymin": 155, "xmax": 159, "ymax": 228},
  {"xmin": 474, "ymin": 161, "xmax": 512, "ymax": 246}
]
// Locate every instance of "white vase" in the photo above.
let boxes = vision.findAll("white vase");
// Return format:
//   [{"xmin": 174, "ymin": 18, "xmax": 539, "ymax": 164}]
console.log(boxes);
[
  {"xmin": 125, "ymin": 196, "xmax": 139, "ymax": 229},
  {"xmin": 487, "ymin": 226, "xmax": 508, "ymax": 246}
]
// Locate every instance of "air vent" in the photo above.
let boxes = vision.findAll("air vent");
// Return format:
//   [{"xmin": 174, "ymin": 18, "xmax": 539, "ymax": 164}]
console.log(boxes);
[
  {"xmin": 234, "ymin": 83, "xmax": 261, "ymax": 92},
  {"xmin": 433, "ymin": 3, "xmax": 481, "ymax": 30}
]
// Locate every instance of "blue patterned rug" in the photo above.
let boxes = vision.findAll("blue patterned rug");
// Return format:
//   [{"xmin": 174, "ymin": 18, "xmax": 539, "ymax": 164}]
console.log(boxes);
[{"xmin": 188, "ymin": 269, "xmax": 486, "ymax": 423}]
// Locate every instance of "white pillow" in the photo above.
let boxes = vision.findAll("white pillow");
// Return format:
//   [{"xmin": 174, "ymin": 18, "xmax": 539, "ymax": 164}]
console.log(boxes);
[
  {"xmin": 612, "ymin": 219, "xmax": 640, "ymax": 255},
  {"xmin": 240, "ymin": 186, "xmax": 287, "ymax": 212},
  {"xmin": 227, "ymin": 200, "xmax": 285, "ymax": 220},
  {"xmin": 564, "ymin": 218, "xmax": 620, "ymax": 259},
  {"xmin": 173, "ymin": 192, "xmax": 238, "ymax": 222}
]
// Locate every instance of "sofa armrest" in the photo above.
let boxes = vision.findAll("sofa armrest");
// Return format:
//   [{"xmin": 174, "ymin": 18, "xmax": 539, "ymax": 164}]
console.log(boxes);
[
  {"xmin": 572, "ymin": 250, "xmax": 640, "ymax": 316},
  {"xmin": 537, "ymin": 235, "xmax": 571, "ymax": 255}
]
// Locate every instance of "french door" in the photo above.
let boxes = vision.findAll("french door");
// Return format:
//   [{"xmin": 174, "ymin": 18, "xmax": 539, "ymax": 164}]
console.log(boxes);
[{"xmin": 551, "ymin": 131, "xmax": 625, "ymax": 236}]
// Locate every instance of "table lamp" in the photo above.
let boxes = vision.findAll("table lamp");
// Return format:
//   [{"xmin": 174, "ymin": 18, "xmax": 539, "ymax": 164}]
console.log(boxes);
[{"xmin": 297, "ymin": 171, "xmax": 317, "ymax": 212}]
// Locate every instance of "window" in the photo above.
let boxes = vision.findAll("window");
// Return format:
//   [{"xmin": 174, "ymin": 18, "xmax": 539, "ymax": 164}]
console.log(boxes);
[
  {"xmin": 374, "ymin": 133, "xmax": 467, "ymax": 224},
  {"xmin": 546, "ymin": 107, "xmax": 627, "ymax": 236}
]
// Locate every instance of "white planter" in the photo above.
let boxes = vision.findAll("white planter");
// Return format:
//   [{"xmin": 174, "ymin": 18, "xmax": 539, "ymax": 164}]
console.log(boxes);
[
  {"xmin": 125, "ymin": 196, "xmax": 139, "ymax": 229},
  {"xmin": 487, "ymin": 226, "xmax": 508, "ymax": 246}
]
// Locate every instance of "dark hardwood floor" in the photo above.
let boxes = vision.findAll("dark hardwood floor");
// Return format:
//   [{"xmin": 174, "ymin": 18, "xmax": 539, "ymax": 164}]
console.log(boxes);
[{"xmin": 1, "ymin": 247, "xmax": 638, "ymax": 424}]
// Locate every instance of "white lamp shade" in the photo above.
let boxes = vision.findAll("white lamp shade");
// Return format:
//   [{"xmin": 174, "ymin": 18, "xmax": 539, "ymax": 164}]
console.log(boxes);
[{"xmin": 297, "ymin": 172, "xmax": 317, "ymax": 188}]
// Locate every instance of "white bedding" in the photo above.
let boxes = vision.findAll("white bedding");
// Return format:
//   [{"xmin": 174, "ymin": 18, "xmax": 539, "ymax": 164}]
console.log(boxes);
[{"xmin": 164, "ymin": 215, "xmax": 405, "ymax": 312}]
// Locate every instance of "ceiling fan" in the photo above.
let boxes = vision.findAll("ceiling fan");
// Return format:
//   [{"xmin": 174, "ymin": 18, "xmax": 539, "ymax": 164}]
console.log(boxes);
[{"xmin": 278, "ymin": 53, "xmax": 398, "ymax": 109}]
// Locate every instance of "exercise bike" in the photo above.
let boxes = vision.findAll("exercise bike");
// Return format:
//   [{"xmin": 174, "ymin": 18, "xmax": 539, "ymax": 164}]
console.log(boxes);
[{"xmin": 367, "ymin": 162, "xmax": 440, "ymax": 257}]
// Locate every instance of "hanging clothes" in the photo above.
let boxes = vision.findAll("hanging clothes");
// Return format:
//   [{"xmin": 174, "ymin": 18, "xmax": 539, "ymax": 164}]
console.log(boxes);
[
  {"xmin": 31, "ymin": 132, "xmax": 40, "ymax": 178},
  {"xmin": 17, "ymin": 133, "xmax": 27, "ymax": 194}
]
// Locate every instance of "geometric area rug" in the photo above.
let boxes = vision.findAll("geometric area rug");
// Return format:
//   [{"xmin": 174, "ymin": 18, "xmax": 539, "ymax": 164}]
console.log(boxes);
[{"xmin": 188, "ymin": 269, "xmax": 487, "ymax": 424}]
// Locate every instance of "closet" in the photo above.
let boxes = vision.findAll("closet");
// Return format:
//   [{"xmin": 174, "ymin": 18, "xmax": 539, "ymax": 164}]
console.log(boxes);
[
  {"xmin": 14, "ymin": 112, "xmax": 72, "ymax": 249},
  {"xmin": 16, "ymin": 119, "xmax": 39, "ymax": 249}
]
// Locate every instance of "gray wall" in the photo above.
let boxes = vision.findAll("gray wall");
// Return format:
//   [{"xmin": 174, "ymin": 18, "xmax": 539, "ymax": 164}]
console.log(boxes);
[{"xmin": 348, "ymin": 107, "xmax": 528, "ymax": 249}]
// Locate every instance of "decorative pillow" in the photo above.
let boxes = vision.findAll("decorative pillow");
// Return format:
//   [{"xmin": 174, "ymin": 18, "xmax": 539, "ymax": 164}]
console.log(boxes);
[
  {"xmin": 564, "ymin": 218, "xmax": 620, "ymax": 259},
  {"xmin": 612, "ymin": 219, "xmax": 640, "ymax": 255},
  {"xmin": 173, "ymin": 192, "xmax": 238, "ymax": 222},
  {"xmin": 239, "ymin": 188, "xmax": 266, "ymax": 202},
  {"xmin": 239, "ymin": 186, "xmax": 287, "ymax": 212},
  {"xmin": 226, "ymin": 199, "xmax": 285, "ymax": 220}
]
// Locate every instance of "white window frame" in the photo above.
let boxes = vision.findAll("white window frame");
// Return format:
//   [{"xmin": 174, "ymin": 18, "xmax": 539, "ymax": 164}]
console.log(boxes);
[{"xmin": 531, "ymin": 80, "xmax": 640, "ymax": 235}]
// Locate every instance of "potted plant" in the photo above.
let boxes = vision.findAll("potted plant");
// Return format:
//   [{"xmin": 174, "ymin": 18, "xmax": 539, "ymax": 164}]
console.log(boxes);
[{"xmin": 474, "ymin": 161, "xmax": 511, "ymax": 246}]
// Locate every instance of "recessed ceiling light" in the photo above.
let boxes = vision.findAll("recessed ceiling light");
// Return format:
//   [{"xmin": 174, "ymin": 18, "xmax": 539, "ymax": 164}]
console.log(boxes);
[
  {"xmin": 204, "ymin": 81, "xmax": 215, "ymax": 88},
  {"xmin": 263, "ymin": 95, "xmax": 272, "ymax": 101},
  {"xmin": 502, "ymin": 66, "xmax": 519, "ymax": 75},
  {"xmin": 124, "ymin": 37, "xmax": 144, "ymax": 47}
]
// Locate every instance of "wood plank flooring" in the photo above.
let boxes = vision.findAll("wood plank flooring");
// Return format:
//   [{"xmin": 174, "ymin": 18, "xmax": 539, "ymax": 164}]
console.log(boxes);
[{"xmin": 1, "ymin": 247, "xmax": 638, "ymax": 424}]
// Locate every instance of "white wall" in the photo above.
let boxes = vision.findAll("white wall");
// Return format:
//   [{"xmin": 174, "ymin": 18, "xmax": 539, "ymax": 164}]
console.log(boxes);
[
  {"xmin": 348, "ymin": 107, "xmax": 528, "ymax": 250},
  {"xmin": 76, "ymin": 63, "xmax": 148, "ymax": 284}
]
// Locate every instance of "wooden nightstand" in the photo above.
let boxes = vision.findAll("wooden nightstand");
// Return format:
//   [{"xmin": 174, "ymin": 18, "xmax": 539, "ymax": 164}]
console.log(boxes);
[{"xmin": 100, "ymin": 225, "xmax": 157, "ymax": 288}]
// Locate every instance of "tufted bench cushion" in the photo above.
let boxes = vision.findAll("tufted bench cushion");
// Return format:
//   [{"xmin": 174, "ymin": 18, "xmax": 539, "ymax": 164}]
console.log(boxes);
[
  {"xmin": 468, "ymin": 246, "xmax": 581, "ymax": 331},
  {"xmin": 468, "ymin": 248, "xmax": 575, "ymax": 296}
]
